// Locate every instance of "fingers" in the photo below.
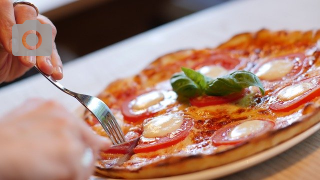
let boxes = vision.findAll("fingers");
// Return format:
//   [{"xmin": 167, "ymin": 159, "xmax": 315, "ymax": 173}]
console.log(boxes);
[
  {"xmin": 0, "ymin": 52, "xmax": 11, "ymax": 84},
  {"xmin": 51, "ymin": 102, "xmax": 111, "ymax": 179},
  {"xmin": 58, "ymin": 115, "xmax": 108, "ymax": 180},
  {"xmin": 76, "ymin": 117, "xmax": 112, "ymax": 152},
  {"xmin": 36, "ymin": 56, "xmax": 53, "ymax": 75},
  {"xmin": 0, "ymin": 0, "xmax": 15, "ymax": 53},
  {"xmin": 72, "ymin": 135, "xmax": 109, "ymax": 180},
  {"xmin": 1, "ymin": 98, "xmax": 47, "ymax": 119},
  {"xmin": 37, "ymin": 99, "xmax": 111, "ymax": 151},
  {"xmin": 51, "ymin": 44, "xmax": 63, "ymax": 80},
  {"xmin": 13, "ymin": 3, "xmax": 38, "ymax": 67},
  {"xmin": 0, "ymin": 98, "xmax": 107, "ymax": 179},
  {"xmin": 0, "ymin": 1, "xmax": 63, "ymax": 80},
  {"xmin": 37, "ymin": 15, "xmax": 63, "ymax": 80},
  {"xmin": 96, "ymin": 136, "xmax": 112, "ymax": 151}
]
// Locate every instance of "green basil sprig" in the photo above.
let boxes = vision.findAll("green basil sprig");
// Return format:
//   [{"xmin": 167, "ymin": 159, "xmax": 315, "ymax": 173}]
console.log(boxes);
[
  {"xmin": 170, "ymin": 72, "xmax": 202, "ymax": 98},
  {"xmin": 205, "ymin": 70, "xmax": 265, "ymax": 96},
  {"xmin": 170, "ymin": 67, "xmax": 265, "ymax": 98}
]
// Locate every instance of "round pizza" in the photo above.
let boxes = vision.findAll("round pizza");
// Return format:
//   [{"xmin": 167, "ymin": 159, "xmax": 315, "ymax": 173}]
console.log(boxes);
[{"xmin": 82, "ymin": 29, "xmax": 320, "ymax": 179}]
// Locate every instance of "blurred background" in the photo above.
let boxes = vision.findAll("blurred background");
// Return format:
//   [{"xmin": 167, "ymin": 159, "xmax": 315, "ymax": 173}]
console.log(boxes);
[{"xmin": 1, "ymin": 0, "xmax": 232, "ymax": 87}]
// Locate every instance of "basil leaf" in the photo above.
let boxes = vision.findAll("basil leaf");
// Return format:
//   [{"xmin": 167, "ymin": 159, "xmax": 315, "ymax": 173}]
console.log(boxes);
[
  {"xmin": 205, "ymin": 77, "xmax": 243, "ymax": 96},
  {"xmin": 231, "ymin": 70, "xmax": 265, "ymax": 95},
  {"xmin": 181, "ymin": 67, "xmax": 208, "ymax": 90},
  {"xmin": 170, "ymin": 67, "xmax": 265, "ymax": 98},
  {"xmin": 170, "ymin": 72, "xmax": 201, "ymax": 98},
  {"xmin": 205, "ymin": 70, "xmax": 265, "ymax": 96}
]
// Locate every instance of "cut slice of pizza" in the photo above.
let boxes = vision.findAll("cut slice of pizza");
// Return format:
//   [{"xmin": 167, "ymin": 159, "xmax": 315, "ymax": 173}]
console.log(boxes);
[{"xmin": 83, "ymin": 29, "xmax": 320, "ymax": 179}]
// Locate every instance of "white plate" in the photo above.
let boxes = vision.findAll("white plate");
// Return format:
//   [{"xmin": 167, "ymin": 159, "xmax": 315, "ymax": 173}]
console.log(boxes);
[{"xmin": 91, "ymin": 122, "xmax": 320, "ymax": 180}]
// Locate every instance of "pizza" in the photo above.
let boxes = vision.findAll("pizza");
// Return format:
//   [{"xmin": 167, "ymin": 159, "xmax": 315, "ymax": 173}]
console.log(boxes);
[{"xmin": 83, "ymin": 29, "xmax": 320, "ymax": 179}]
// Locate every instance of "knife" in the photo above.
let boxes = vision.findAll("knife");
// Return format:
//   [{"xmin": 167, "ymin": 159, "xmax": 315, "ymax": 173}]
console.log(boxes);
[{"xmin": 98, "ymin": 137, "xmax": 140, "ymax": 167}]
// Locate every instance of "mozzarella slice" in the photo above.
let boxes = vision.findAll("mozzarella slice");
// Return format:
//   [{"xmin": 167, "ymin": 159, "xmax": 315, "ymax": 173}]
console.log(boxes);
[
  {"xmin": 229, "ymin": 120, "xmax": 265, "ymax": 140},
  {"xmin": 131, "ymin": 91, "xmax": 164, "ymax": 111},
  {"xmin": 143, "ymin": 113, "xmax": 183, "ymax": 138},
  {"xmin": 198, "ymin": 65, "xmax": 228, "ymax": 79},
  {"xmin": 277, "ymin": 82, "xmax": 314, "ymax": 101},
  {"xmin": 256, "ymin": 60, "xmax": 294, "ymax": 80}
]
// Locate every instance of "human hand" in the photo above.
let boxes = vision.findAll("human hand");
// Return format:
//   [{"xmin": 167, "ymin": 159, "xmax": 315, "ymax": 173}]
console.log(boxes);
[
  {"xmin": 0, "ymin": 0, "xmax": 63, "ymax": 83},
  {"xmin": 0, "ymin": 99, "xmax": 111, "ymax": 180}
]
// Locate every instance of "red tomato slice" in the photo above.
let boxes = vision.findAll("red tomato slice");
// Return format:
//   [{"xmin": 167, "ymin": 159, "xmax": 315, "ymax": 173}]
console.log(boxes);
[
  {"xmin": 190, "ymin": 90, "xmax": 247, "ymax": 107},
  {"xmin": 193, "ymin": 53, "xmax": 241, "ymax": 70},
  {"xmin": 134, "ymin": 117, "xmax": 193, "ymax": 153},
  {"xmin": 103, "ymin": 138, "xmax": 140, "ymax": 154},
  {"xmin": 121, "ymin": 90, "xmax": 177, "ymax": 122},
  {"xmin": 270, "ymin": 76, "xmax": 320, "ymax": 112},
  {"xmin": 253, "ymin": 53, "xmax": 305, "ymax": 81},
  {"xmin": 211, "ymin": 119, "xmax": 274, "ymax": 146},
  {"xmin": 121, "ymin": 96, "xmax": 154, "ymax": 122}
]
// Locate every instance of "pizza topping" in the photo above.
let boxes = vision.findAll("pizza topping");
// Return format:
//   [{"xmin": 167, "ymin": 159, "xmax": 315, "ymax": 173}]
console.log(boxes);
[
  {"xmin": 270, "ymin": 76, "xmax": 320, "ymax": 111},
  {"xmin": 212, "ymin": 120, "xmax": 274, "ymax": 145},
  {"xmin": 134, "ymin": 114, "xmax": 193, "ymax": 153},
  {"xmin": 170, "ymin": 68, "xmax": 204, "ymax": 98},
  {"xmin": 121, "ymin": 90, "xmax": 177, "ymax": 122},
  {"xmin": 171, "ymin": 68, "xmax": 264, "ymax": 98},
  {"xmin": 193, "ymin": 53, "xmax": 241, "ymax": 70},
  {"xmin": 256, "ymin": 60, "xmax": 294, "ymax": 80},
  {"xmin": 103, "ymin": 138, "xmax": 140, "ymax": 154},
  {"xmin": 229, "ymin": 120, "xmax": 265, "ymax": 140},
  {"xmin": 277, "ymin": 82, "xmax": 315, "ymax": 101},
  {"xmin": 143, "ymin": 113, "xmax": 183, "ymax": 138},
  {"xmin": 253, "ymin": 53, "xmax": 305, "ymax": 81},
  {"xmin": 131, "ymin": 91, "xmax": 164, "ymax": 111},
  {"xmin": 190, "ymin": 90, "xmax": 247, "ymax": 107},
  {"xmin": 205, "ymin": 70, "xmax": 264, "ymax": 96},
  {"xmin": 198, "ymin": 65, "xmax": 228, "ymax": 79}
]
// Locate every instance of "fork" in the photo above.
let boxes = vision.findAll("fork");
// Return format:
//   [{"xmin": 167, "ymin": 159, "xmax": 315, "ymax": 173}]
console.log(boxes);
[{"xmin": 34, "ymin": 66, "xmax": 126, "ymax": 145}]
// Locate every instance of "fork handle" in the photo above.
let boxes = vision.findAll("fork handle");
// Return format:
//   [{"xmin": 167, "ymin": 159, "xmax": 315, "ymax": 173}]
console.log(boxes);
[{"xmin": 34, "ymin": 66, "xmax": 76, "ymax": 97}]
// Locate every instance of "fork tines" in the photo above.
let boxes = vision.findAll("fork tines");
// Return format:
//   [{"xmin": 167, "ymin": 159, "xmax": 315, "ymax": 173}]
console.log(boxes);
[{"xmin": 104, "ymin": 112, "xmax": 126, "ymax": 144}]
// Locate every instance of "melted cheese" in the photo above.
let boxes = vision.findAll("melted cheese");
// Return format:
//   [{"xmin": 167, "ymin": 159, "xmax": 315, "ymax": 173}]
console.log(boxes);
[
  {"xmin": 198, "ymin": 65, "xmax": 228, "ymax": 79},
  {"xmin": 229, "ymin": 120, "xmax": 265, "ymax": 140},
  {"xmin": 256, "ymin": 60, "xmax": 294, "ymax": 80},
  {"xmin": 277, "ymin": 82, "xmax": 314, "ymax": 101},
  {"xmin": 143, "ymin": 113, "xmax": 183, "ymax": 138},
  {"xmin": 131, "ymin": 91, "xmax": 164, "ymax": 111}
]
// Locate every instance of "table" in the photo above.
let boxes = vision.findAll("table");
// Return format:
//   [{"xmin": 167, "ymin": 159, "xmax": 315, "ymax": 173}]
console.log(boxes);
[{"xmin": 1, "ymin": 0, "xmax": 320, "ymax": 179}]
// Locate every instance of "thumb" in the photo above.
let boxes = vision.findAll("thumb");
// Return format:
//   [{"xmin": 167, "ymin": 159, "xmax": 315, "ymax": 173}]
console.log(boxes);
[{"xmin": 0, "ymin": 0, "xmax": 15, "ymax": 54}]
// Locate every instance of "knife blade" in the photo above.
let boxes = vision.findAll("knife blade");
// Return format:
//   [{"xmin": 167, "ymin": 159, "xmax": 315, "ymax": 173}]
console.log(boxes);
[
  {"xmin": 114, "ymin": 137, "xmax": 140, "ymax": 166},
  {"xmin": 97, "ymin": 137, "xmax": 140, "ymax": 168}
]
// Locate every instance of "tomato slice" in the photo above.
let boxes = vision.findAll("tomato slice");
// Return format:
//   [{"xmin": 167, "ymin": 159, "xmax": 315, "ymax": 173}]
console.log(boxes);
[
  {"xmin": 190, "ymin": 90, "xmax": 247, "ymax": 107},
  {"xmin": 270, "ymin": 76, "xmax": 320, "ymax": 112},
  {"xmin": 121, "ymin": 90, "xmax": 177, "ymax": 122},
  {"xmin": 253, "ymin": 53, "xmax": 305, "ymax": 81},
  {"xmin": 103, "ymin": 138, "xmax": 140, "ymax": 154},
  {"xmin": 134, "ymin": 117, "xmax": 193, "ymax": 153},
  {"xmin": 193, "ymin": 53, "xmax": 241, "ymax": 70},
  {"xmin": 211, "ymin": 119, "xmax": 274, "ymax": 146}
]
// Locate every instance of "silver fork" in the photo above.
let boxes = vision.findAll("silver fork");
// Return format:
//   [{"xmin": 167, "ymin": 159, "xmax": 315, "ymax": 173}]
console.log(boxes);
[{"xmin": 34, "ymin": 66, "xmax": 126, "ymax": 145}]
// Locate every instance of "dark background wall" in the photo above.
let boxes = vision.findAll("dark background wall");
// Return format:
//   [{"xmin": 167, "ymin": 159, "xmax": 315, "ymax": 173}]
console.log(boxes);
[{"xmin": 0, "ymin": 0, "xmax": 231, "ymax": 87}]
